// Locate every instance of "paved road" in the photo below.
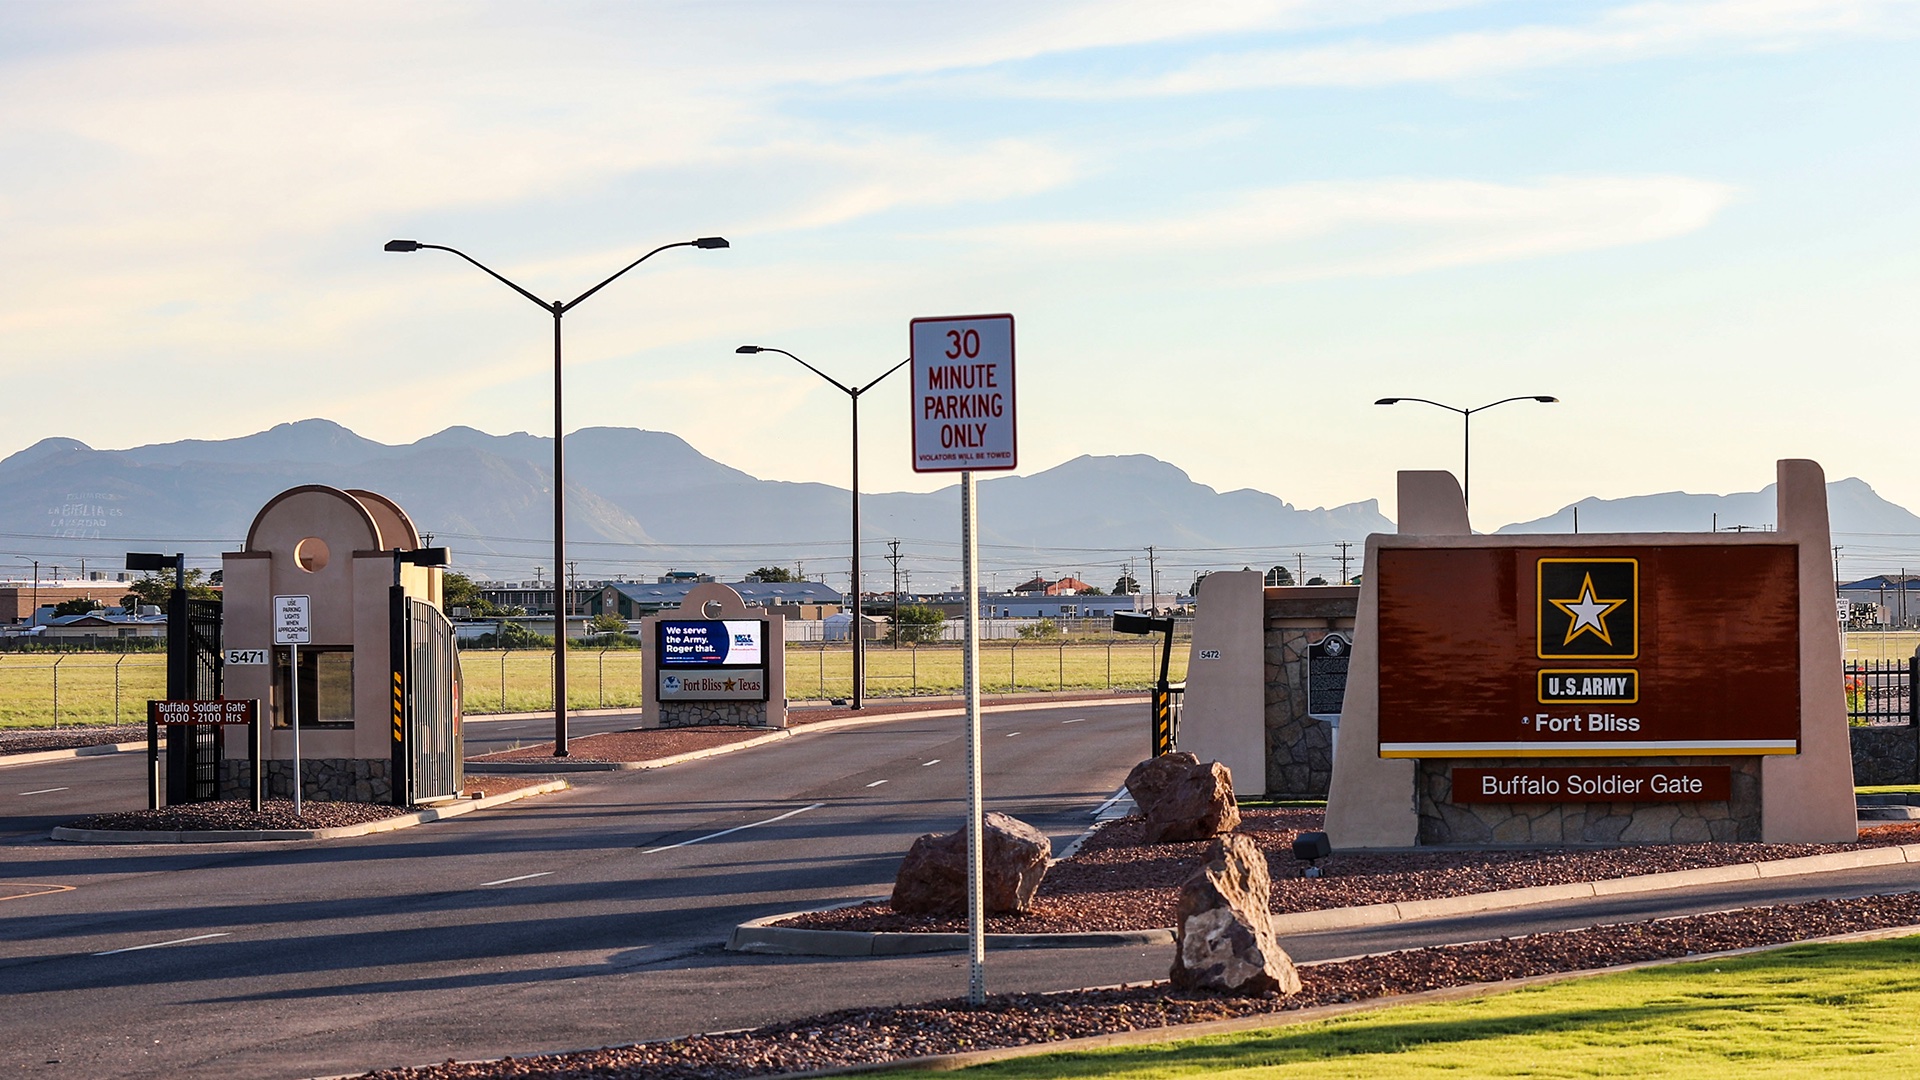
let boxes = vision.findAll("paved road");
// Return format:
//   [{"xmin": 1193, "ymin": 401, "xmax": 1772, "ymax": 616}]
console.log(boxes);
[
  {"xmin": 462, "ymin": 710, "xmax": 644, "ymax": 756},
  {"xmin": 0, "ymin": 700, "xmax": 1147, "ymax": 1080}
]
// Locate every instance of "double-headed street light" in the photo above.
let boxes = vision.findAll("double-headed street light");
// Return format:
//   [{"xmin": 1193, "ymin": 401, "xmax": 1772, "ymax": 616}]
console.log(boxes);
[
  {"xmin": 1373, "ymin": 395, "xmax": 1557, "ymax": 507},
  {"xmin": 387, "ymin": 235, "xmax": 729, "ymax": 755},
  {"xmin": 736, "ymin": 346, "xmax": 910, "ymax": 710}
]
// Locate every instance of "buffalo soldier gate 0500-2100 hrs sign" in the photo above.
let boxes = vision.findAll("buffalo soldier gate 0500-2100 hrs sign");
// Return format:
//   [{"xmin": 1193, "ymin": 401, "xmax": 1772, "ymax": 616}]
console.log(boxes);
[{"xmin": 909, "ymin": 315, "xmax": 1016, "ymax": 473}]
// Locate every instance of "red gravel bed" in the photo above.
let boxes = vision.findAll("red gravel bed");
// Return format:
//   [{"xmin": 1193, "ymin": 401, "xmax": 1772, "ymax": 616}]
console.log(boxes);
[
  {"xmin": 62, "ymin": 799, "xmax": 416, "ymax": 832},
  {"xmin": 779, "ymin": 810, "xmax": 1920, "ymax": 934},
  {"xmin": 360, "ymin": 892, "xmax": 1920, "ymax": 1080},
  {"xmin": 1, "ymin": 725, "xmax": 152, "ymax": 755},
  {"xmin": 476, "ymin": 727, "xmax": 773, "ymax": 763}
]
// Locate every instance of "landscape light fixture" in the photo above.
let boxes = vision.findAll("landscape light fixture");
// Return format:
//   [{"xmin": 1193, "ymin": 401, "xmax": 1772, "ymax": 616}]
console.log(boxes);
[
  {"xmin": 1292, "ymin": 830, "xmax": 1333, "ymax": 878},
  {"xmin": 1372, "ymin": 395, "xmax": 1558, "ymax": 507},
  {"xmin": 737, "ymin": 344, "xmax": 910, "ymax": 709},
  {"xmin": 386, "ymin": 234, "xmax": 728, "ymax": 755}
]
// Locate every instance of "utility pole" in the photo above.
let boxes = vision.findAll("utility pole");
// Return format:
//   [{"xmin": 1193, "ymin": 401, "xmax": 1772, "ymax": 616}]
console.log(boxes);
[
  {"xmin": 1146, "ymin": 546, "xmax": 1159, "ymax": 615},
  {"xmin": 1294, "ymin": 553, "xmax": 1305, "ymax": 585},
  {"xmin": 1832, "ymin": 546, "xmax": 1843, "ymax": 585},
  {"xmin": 1336, "ymin": 541, "xmax": 1355, "ymax": 585},
  {"xmin": 886, "ymin": 539, "xmax": 903, "ymax": 646},
  {"xmin": 567, "ymin": 561, "xmax": 578, "ymax": 620}
]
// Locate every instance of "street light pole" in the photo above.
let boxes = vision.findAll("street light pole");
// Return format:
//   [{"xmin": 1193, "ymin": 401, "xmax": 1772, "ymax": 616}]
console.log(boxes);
[
  {"xmin": 737, "ymin": 345, "xmax": 910, "ymax": 709},
  {"xmin": 388, "ymin": 235, "xmax": 728, "ymax": 755},
  {"xmin": 1373, "ymin": 395, "xmax": 1557, "ymax": 507}
]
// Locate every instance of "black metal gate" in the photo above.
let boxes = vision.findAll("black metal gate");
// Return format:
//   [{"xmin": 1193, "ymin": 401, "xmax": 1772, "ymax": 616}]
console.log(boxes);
[
  {"xmin": 391, "ymin": 592, "xmax": 463, "ymax": 806},
  {"xmin": 164, "ymin": 594, "xmax": 223, "ymax": 803}
]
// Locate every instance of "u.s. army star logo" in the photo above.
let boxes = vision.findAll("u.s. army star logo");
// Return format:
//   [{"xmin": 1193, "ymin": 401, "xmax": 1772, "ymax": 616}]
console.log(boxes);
[{"xmin": 1537, "ymin": 558, "xmax": 1637, "ymax": 659}]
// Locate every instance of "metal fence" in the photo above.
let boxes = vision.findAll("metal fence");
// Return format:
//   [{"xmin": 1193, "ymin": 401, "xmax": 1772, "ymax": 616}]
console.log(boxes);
[{"xmin": 1845, "ymin": 658, "xmax": 1915, "ymax": 727}]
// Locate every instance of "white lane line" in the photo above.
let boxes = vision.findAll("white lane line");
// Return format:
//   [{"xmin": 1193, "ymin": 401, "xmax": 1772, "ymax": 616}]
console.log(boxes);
[
  {"xmin": 1006, "ymin": 731, "xmax": 1021, "ymax": 737},
  {"xmin": 642, "ymin": 802, "xmax": 826, "ymax": 854},
  {"xmin": 94, "ymin": 932, "xmax": 229, "ymax": 957},
  {"xmin": 1061, "ymin": 718, "xmax": 1087, "ymax": 724},
  {"xmin": 1090, "ymin": 786, "xmax": 1131, "ymax": 818},
  {"xmin": 921, "ymin": 759, "xmax": 940, "ymax": 766},
  {"xmin": 477, "ymin": 871, "xmax": 553, "ymax": 888},
  {"xmin": 866, "ymin": 780, "xmax": 889, "ymax": 788},
  {"xmin": 19, "ymin": 788, "xmax": 69, "ymax": 796}
]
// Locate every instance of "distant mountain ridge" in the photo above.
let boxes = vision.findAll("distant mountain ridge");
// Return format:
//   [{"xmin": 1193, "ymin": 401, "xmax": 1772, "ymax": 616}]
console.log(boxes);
[{"xmin": 0, "ymin": 420, "xmax": 1395, "ymax": 583}]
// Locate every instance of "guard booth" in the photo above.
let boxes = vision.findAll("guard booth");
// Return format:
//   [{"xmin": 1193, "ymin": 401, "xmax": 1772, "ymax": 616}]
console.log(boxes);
[{"xmin": 221, "ymin": 485, "xmax": 462, "ymax": 806}]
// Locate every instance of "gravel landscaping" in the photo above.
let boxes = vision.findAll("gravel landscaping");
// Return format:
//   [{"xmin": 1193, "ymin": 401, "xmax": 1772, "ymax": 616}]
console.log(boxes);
[
  {"xmin": 777, "ymin": 810, "xmax": 1920, "ymax": 934},
  {"xmin": 62, "ymin": 798, "xmax": 416, "ymax": 832},
  {"xmin": 358, "ymin": 892, "xmax": 1920, "ymax": 1080},
  {"xmin": 0, "ymin": 725, "xmax": 150, "ymax": 755}
]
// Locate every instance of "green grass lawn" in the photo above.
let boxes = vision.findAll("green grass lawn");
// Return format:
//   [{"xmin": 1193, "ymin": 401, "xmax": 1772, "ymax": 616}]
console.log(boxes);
[
  {"xmin": 0, "ymin": 642, "xmax": 1181, "ymax": 725},
  {"xmin": 890, "ymin": 936, "xmax": 1920, "ymax": 1079}
]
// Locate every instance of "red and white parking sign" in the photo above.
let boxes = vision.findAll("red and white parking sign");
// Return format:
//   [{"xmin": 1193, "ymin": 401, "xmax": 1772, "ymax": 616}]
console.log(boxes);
[{"xmin": 909, "ymin": 314, "xmax": 1016, "ymax": 473}]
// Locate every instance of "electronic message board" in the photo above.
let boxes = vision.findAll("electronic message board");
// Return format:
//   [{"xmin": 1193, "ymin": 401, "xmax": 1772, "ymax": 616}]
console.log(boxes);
[
  {"xmin": 655, "ymin": 619, "xmax": 769, "ymax": 702},
  {"xmin": 1376, "ymin": 545, "xmax": 1800, "ymax": 757}
]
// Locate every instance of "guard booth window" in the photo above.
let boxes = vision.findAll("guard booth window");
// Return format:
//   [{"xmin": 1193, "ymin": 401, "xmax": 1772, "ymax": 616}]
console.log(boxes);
[{"xmin": 274, "ymin": 647, "xmax": 354, "ymax": 728}]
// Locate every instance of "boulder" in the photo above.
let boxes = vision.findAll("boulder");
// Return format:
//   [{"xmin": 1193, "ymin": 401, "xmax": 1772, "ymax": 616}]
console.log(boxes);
[
  {"xmin": 1127, "ymin": 755, "xmax": 1240, "ymax": 844},
  {"xmin": 891, "ymin": 811, "xmax": 1052, "ymax": 916},
  {"xmin": 1169, "ymin": 833, "xmax": 1301, "ymax": 996}
]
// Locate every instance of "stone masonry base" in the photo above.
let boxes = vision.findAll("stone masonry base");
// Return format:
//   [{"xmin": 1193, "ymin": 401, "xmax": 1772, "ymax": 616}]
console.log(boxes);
[
  {"xmin": 218, "ymin": 757, "xmax": 394, "ymax": 804},
  {"xmin": 658, "ymin": 701, "xmax": 771, "ymax": 727}
]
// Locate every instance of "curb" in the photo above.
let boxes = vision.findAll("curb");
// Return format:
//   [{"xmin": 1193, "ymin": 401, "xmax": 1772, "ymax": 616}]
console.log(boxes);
[
  {"xmin": 469, "ymin": 730, "xmax": 792, "ymax": 773},
  {"xmin": 787, "ymin": 922, "xmax": 1920, "ymax": 1077},
  {"xmin": 0, "ymin": 740, "xmax": 153, "ymax": 767},
  {"xmin": 728, "ymin": 908, "xmax": 1172, "ymax": 956},
  {"xmin": 47, "ymin": 780, "xmax": 569, "ymax": 844},
  {"xmin": 730, "ymin": 841, "xmax": 1920, "ymax": 954},
  {"xmin": 794, "ymin": 696, "xmax": 1140, "ymax": 737}
]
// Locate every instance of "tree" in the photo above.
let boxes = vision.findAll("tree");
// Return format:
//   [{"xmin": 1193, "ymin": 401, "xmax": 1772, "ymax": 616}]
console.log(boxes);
[
  {"xmin": 1265, "ymin": 565, "xmax": 1295, "ymax": 587},
  {"xmin": 1187, "ymin": 572, "xmax": 1210, "ymax": 597},
  {"xmin": 1306, "ymin": 576, "xmax": 1329, "ymax": 586},
  {"xmin": 1079, "ymin": 584, "xmax": 1106, "ymax": 596},
  {"xmin": 441, "ymin": 571, "xmax": 502, "ymax": 617},
  {"xmin": 1114, "ymin": 574, "xmax": 1139, "ymax": 595},
  {"xmin": 1018, "ymin": 617, "xmax": 1062, "ymax": 640},
  {"xmin": 587, "ymin": 612, "xmax": 627, "ymax": 635},
  {"xmin": 892, "ymin": 604, "xmax": 946, "ymax": 644},
  {"xmin": 747, "ymin": 566, "xmax": 797, "ymax": 582},
  {"xmin": 120, "ymin": 568, "xmax": 218, "ymax": 609},
  {"xmin": 54, "ymin": 597, "xmax": 104, "ymax": 616}
]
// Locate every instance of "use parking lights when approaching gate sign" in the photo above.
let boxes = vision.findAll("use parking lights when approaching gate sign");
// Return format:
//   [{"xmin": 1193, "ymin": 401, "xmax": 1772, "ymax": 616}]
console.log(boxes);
[{"xmin": 910, "ymin": 314, "xmax": 1017, "ymax": 1008}]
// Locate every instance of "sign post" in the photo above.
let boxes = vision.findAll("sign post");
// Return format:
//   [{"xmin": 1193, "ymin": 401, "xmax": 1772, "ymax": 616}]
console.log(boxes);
[
  {"xmin": 910, "ymin": 313, "xmax": 1016, "ymax": 1005},
  {"xmin": 274, "ymin": 595, "xmax": 311, "ymax": 815}
]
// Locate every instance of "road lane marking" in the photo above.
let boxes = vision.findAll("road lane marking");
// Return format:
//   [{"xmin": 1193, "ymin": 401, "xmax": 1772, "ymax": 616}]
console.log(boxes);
[
  {"xmin": 2, "ymin": 883, "xmax": 75, "ymax": 902},
  {"xmin": 477, "ymin": 871, "xmax": 553, "ymax": 887},
  {"xmin": 921, "ymin": 759, "xmax": 940, "ymax": 766},
  {"xmin": 1090, "ymin": 786, "xmax": 1131, "ymax": 818},
  {"xmin": 18, "ymin": 788, "xmax": 69, "ymax": 796},
  {"xmin": 642, "ymin": 802, "xmax": 826, "ymax": 854},
  {"xmin": 1061, "ymin": 718, "xmax": 1087, "ymax": 724},
  {"xmin": 866, "ymin": 780, "xmax": 888, "ymax": 787},
  {"xmin": 94, "ymin": 933, "xmax": 229, "ymax": 957},
  {"xmin": 1006, "ymin": 731, "xmax": 1020, "ymax": 737}
]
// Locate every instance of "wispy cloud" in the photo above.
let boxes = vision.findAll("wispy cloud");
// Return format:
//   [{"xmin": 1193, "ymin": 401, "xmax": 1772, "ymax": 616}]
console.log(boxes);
[
  {"xmin": 959, "ymin": 0, "xmax": 1920, "ymax": 96},
  {"xmin": 949, "ymin": 175, "xmax": 1736, "ymax": 278}
]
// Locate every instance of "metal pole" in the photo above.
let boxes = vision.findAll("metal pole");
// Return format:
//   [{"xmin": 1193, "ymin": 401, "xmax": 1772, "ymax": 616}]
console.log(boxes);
[
  {"xmin": 553, "ymin": 304, "xmax": 570, "ymax": 756},
  {"xmin": 960, "ymin": 469, "xmax": 986, "ymax": 1005},
  {"xmin": 290, "ymin": 641, "xmax": 302, "ymax": 816},
  {"xmin": 1462, "ymin": 409, "xmax": 1472, "ymax": 508},
  {"xmin": 852, "ymin": 392, "xmax": 864, "ymax": 709}
]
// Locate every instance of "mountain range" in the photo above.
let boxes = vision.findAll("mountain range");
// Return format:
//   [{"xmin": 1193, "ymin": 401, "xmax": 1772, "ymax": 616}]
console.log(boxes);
[{"xmin": 3, "ymin": 420, "xmax": 1915, "ymax": 586}]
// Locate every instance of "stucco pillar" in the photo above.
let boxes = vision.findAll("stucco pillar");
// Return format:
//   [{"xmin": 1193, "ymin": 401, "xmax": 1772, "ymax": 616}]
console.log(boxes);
[{"xmin": 1177, "ymin": 569, "xmax": 1265, "ymax": 796}]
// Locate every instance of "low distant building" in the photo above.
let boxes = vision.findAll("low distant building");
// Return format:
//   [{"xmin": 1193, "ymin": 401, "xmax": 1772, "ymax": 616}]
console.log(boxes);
[
  {"xmin": 0, "ymin": 579, "xmax": 135, "ymax": 625},
  {"xmin": 1840, "ymin": 575, "xmax": 1920, "ymax": 628},
  {"xmin": 587, "ymin": 579, "xmax": 843, "ymax": 620}
]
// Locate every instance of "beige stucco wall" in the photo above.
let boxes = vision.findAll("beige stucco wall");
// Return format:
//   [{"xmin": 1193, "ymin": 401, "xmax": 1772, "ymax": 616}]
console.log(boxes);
[{"xmin": 1177, "ymin": 569, "xmax": 1266, "ymax": 795}]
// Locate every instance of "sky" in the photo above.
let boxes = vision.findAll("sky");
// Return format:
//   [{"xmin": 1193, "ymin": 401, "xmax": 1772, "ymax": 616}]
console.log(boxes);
[{"xmin": 3, "ymin": 0, "xmax": 1919, "ymax": 543}]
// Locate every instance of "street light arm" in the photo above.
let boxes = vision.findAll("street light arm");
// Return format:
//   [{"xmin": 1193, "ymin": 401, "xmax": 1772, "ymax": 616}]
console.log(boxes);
[
  {"xmin": 1376, "ymin": 397, "xmax": 1467, "ymax": 416},
  {"xmin": 855, "ymin": 356, "xmax": 912, "ymax": 396},
  {"xmin": 1467, "ymin": 395, "xmax": 1559, "ymax": 415},
  {"xmin": 563, "ymin": 239, "xmax": 713, "ymax": 313},
  {"xmin": 761, "ymin": 346, "xmax": 855, "ymax": 396},
  {"xmin": 412, "ymin": 244, "xmax": 552, "ymax": 312}
]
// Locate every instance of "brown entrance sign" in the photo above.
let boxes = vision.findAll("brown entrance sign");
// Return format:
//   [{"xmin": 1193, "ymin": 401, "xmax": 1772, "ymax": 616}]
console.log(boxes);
[
  {"xmin": 1377, "ymin": 544, "xmax": 1799, "ymax": 757},
  {"xmin": 1452, "ymin": 766, "xmax": 1732, "ymax": 803}
]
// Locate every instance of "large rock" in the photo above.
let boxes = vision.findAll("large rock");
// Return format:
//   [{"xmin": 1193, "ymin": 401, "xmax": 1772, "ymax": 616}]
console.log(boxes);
[
  {"xmin": 890, "ymin": 812, "xmax": 1052, "ymax": 916},
  {"xmin": 1169, "ymin": 833, "xmax": 1301, "ymax": 996},
  {"xmin": 1126, "ymin": 754, "xmax": 1241, "ymax": 844}
]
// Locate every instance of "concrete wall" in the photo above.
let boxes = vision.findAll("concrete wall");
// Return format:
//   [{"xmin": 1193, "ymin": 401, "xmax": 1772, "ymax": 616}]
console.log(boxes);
[{"xmin": 1177, "ymin": 569, "xmax": 1266, "ymax": 796}]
